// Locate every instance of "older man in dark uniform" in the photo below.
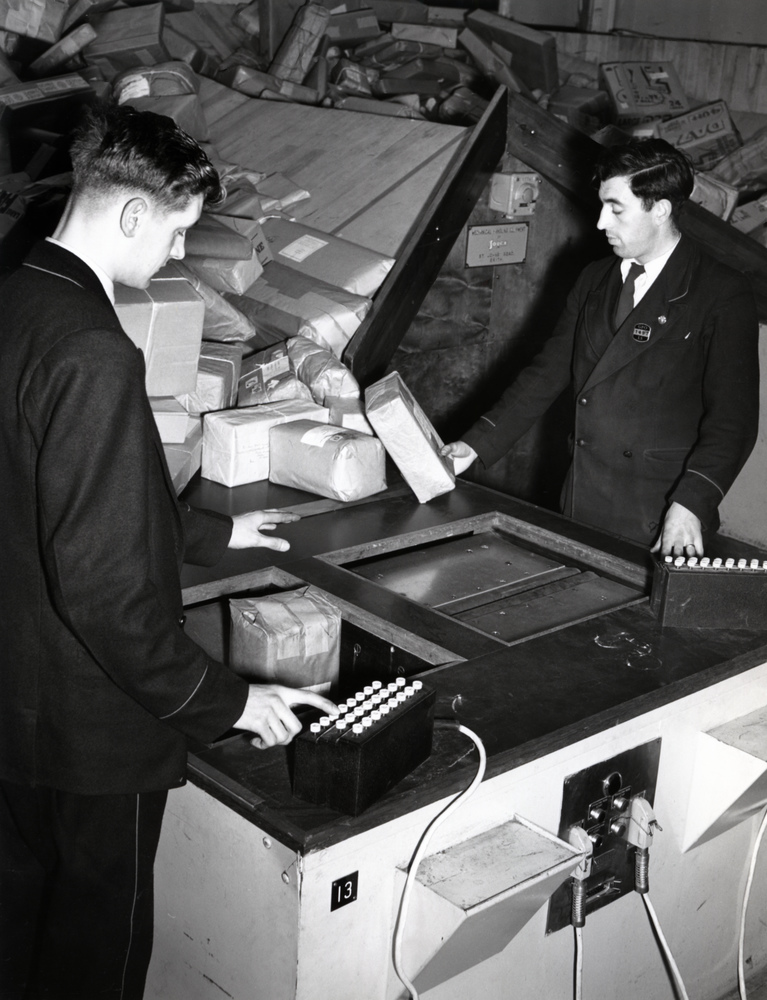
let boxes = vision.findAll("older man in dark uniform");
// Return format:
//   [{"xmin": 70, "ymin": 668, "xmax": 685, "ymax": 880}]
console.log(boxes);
[{"xmin": 443, "ymin": 139, "xmax": 759, "ymax": 557}]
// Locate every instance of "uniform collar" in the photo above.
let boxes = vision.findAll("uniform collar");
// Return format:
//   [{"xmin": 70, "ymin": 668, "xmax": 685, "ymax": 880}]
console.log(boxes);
[{"xmin": 45, "ymin": 236, "xmax": 115, "ymax": 304}]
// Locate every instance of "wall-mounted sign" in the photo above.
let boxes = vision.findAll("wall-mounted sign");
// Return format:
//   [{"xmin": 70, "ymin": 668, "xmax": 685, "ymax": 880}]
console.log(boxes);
[{"xmin": 465, "ymin": 222, "xmax": 528, "ymax": 267}]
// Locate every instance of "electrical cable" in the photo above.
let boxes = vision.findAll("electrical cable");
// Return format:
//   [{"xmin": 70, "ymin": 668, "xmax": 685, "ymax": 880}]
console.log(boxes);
[
  {"xmin": 392, "ymin": 723, "xmax": 487, "ymax": 1000},
  {"xmin": 574, "ymin": 925, "xmax": 584, "ymax": 1000},
  {"xmin": 738, "ymin": 806, "xmax": 767, "ymax": 1000},
  {"xmin": 641, "ymin": 894, "xmax": 691, "ymax": 1000}
]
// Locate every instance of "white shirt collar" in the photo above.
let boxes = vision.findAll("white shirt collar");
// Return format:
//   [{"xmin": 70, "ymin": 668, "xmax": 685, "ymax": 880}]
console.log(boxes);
[
  {"xmin": 46, "ymin": 236, "xmax": 116, "ymax": 305},
  {"xmin": 620, "ymin": 235, "xmax": 681, "ymax": 286}
]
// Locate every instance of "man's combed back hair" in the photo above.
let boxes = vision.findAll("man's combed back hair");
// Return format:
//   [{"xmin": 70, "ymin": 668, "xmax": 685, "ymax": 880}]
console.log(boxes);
[
  {"xmin": 70, "ymin": 103, "xmax": 225, "ymax": 210},
  {"xmin": 593, "ymin": 138, "xmax": 695, "ymax": 224}
]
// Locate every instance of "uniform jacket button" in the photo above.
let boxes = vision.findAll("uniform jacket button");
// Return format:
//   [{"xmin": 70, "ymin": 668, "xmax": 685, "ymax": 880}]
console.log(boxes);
[
  {"xmin": 579, "ymin": 397, "xmax": 588, "ymax": 405},
  {"xmin": 623, "ymin": 450, "xmax": 633, "ymax": 458},
  {"xmin": 576, "ymin": 438, "xmax": 586, "ymax": 447},
  {"xmin": 178, "ymin": 614, "xmax": 187, "ymax": 627}
]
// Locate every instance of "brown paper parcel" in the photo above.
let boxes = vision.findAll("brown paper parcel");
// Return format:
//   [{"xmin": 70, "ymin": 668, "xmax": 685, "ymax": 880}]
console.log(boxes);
[
  {"xmin": 269, "ymin": 420, "xmax": 386, "ymax": 502},
  {"xmin": 202, "ymin": 399, "xmax": 328, "ymax": 487},
  {"xmin": 229, "ymin": 587, "xmax": 341, "ymax": 691},
  {"xmin": 365, "ymin": 370, "xmax": 454, "ymax": 503}
]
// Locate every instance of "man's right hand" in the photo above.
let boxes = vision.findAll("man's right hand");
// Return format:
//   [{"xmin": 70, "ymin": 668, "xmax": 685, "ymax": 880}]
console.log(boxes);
[
  {"xmin": 234, "ymin": 685, "xmax": 338, "ymax": 749},
  {"xmin": 441, "ymin": 441, "xmax": 478, "ymax": 476}
]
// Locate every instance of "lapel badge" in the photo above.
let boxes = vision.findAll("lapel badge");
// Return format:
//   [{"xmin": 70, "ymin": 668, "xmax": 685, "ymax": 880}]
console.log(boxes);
[
  {"xmin": 633, "ymin": 323, "xmax": 652, "ymax": 343},
  {"xmin": 658, "ymin": 315, "xmax": 667, "ymax": 324}
]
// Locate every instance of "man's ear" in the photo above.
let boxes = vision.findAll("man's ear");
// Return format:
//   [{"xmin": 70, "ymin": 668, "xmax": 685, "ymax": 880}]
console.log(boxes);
[
  {"xmin": 653, "ymin": 197, "xmax": 673, "ymax": 228},
  {"xmin": 120, "ymin": 196, "xmax": 148, "ymax": 238}
]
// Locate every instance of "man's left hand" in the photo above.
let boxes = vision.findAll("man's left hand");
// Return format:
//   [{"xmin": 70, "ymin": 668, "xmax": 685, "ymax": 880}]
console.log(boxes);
[
  {"xmin": 229, "ymin": 509, "xmax": 300, "ymax": 552},
  {"xmin": 651, "ymin": 502, "xmax": 703, "ymax": 558}
]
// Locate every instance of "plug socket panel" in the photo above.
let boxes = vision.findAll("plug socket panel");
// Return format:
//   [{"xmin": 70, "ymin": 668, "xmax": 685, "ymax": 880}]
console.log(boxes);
[{"xmin": 546, "ymin": 739, "xmax": 661, "ymax": 933}]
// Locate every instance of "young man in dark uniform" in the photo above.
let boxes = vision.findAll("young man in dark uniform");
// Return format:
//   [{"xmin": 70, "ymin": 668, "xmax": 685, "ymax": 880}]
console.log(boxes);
[{"xmin": 0, "ymin": 104, "xmax": 336, "ymax": 999}]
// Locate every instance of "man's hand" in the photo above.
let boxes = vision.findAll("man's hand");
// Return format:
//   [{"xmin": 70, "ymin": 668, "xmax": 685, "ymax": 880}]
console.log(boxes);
[
  {"xmin": 651, "ymin": 501, "xmax": 704, "ymax": 558},
  {"xmin": 234, "ymin": 684, "xmax": 338, "ymax": 749},
  {"xmin": 229, "ymin": 509, "xmax": 300, "ymax": 552},
  {"xmin": 441, "ymin": 440, "xmax": 478, "ymax": 476}
]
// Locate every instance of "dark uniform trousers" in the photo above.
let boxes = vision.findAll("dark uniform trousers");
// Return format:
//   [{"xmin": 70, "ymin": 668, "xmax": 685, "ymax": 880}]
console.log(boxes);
[{"xmin": 0, "ymin": 780, "xmax": 167, "ymax": 1000}]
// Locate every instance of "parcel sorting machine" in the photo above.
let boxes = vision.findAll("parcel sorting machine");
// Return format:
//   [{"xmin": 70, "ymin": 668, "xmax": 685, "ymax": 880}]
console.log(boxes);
[{"xmin": 146, "ymin": 475, "xmax": 767, "ymax": 1000}]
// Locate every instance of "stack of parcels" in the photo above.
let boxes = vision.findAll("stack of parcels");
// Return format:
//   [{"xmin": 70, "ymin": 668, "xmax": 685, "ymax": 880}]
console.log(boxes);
[
  {"xmin": 202, "ymin": 398, "xmax": 329, "ymax": 487},
  {"xmin": 269, "ymin": 420, "xmax": 387, "ymax": 502},
  {"xmin": 237, "ymin": 336, "xmax": 359, "ymax": 407},
  {"xmin": 365, "ymin": 370, "xmax": 455, "ymax": 504},
  {"xmin": 229, "ymin": 587, "xmax": 341, "ymax": 692}
]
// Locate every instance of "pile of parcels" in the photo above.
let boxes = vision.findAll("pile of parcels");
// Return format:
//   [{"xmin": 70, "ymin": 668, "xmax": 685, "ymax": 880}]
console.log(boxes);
[{"xmin": 2, "ymin": 2, "xmax": 766, "ymax": 508}]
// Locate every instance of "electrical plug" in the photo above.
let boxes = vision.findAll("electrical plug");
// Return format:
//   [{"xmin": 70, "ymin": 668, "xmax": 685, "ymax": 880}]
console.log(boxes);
[
  {"xmin": 568, "ymin": 825, "xmax": 594, "ymax": 927},
  {"xmin": 626, "ymin": 796, "xmax": 662, "ymax": 895}
]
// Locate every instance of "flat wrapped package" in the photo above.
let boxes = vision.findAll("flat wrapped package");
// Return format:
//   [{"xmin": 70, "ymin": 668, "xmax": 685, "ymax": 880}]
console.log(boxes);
[
  {"xmin": 84, "ymin": 3, "xmax": 169, "ymax": 80},
  {"xmin": 112, "ymin": 61, "xmax": 199, "ymax": 101},
  {"xmin": 227, "ymin": 261, "xmax": 371, "ymax": 357},
  {"xmin": 184, "ymin": 247, "xmax": 263, "ymax": 295},
  {"xmin": 120, "ymin": 92, "xmax": 209, "ymax": 141},
  {"xmin": 326, "ymin": 395, "xmax": 374, "ymax": 435},
  {"xmin": 229, "ymin": 586, "xmax": 341, "ymax": 691},
  {"xmin": 114, "ymin": 271, "xmax": 204, "ymax": 396},
  {"xmin": 365, "ymin": 371, "xmax": 454, "ymax": 503},
  {"xmin": 163, "ymin": 418, "xmax": 203, "ymax": 495},
  {"xmin": 238, "ymin": 343, "xmax": 312, "ymax": 406},
  {"xmin": 269, "ymin": 420, "xmax": 386, "ymax": 501},
  {"xmin": 183, "ymin": 213, "xmax": 253, "ymax": 260},
  {"xmin": 175, "ymin": 342, "xmax": 243, "ymax": 414},
  {"xmin": 169, "ymin": 260, "xmax": 256, "ymax": 343},
  {"xmin": 288, "ymin": 335, "xmax": 360, "ymax": 404},
  {"xmin": 150, "ymin": 397, "xmax": 200, "ymax": 443},
  {"xmin": 202, "ymin": 399, "xmax": 328, "ymax": 487},
  {"xmin": 261, "ymin": 217, "xmax": 395, "ymax": 297}
]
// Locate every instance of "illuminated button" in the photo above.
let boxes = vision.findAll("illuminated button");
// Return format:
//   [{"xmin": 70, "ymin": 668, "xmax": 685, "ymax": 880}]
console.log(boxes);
[
  {"xmin": 395, "ymin": 678, "xmax": 406, "ymax": 688},
  {"xmin": 363, "ymin": 686, "xmax": 373, "ymax": 696},
  {"xmin": 751, "ymin": 559, "xmax": 760, "ymax": 569},
  {"xmin": 352, "ymin": 723, "xmax": 363, "ymax": 735},
  {"xmin": 387, "ymin": 698, "xmax": 398, "ymax": 710},
  {"xmin": 372, "ymin": 681, "xmax": 382, "ymax": 690},
  {"xmin": 738, "ymin": 559, "xmax": 747, "ymax": 569},
  {"xmin": 310, "ymin": 723, "xmax": 321, "ymax": 734},
  {"xmin": 664, "ymin": 556, "xmax": 673, "ymax": 563},
  {"xmin": 371, "ymin": 710, "xmax": 381, "ymax": 721},
  {"xmin": 412, "ymin": 680, "xmax": 423, "ymax": 691},
  {"xmin": 687, "ymin": 557, "xmax": 698, "ymax": 567},
  {"xmin": 713, "ymin": 558, "xmax": 722, "ymax": 568},
  {"xmin": 674, "ymin": 556, "xmax": 685, "ymax": 566},
  {"xmin": 700, "ymin": 557, "xmax": 710, "ymax": 568},
  {"xmin": 319, "ymin": 716, "xmax": 331, "ymax": 727},
  {"xmin": 396, "ymin": 692, "xmax": 407, "ymax": 703},
  {"xmin": 725, "ymin": 558, "xmax": 735, "ymax": 569},
  {"xmin": 362, "ymin": 718, "xmax": 373, "ymax": 729},
  {"xmin": 335, "ymin": 719, "xmax": 347, "ymax": 730},
  {"xmin": 387, "ymin": 682, "xmax": 398, "ymax": 693}
]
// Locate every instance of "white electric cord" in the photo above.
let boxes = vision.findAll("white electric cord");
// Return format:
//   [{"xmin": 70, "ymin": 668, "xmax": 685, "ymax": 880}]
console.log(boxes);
[
  {"xmin": 392, "ymin": 724, "xmax": 487, "ymax": 1000},
  {"xmin": 738, "ymin": 806, "xmax": 767, "ymax": 1000},
  {"xmin": 574, "ymin": 925, "xmax": 584, "ymax": 1000},
  {"xmin": 642, "ymin": 893, "xmax": 691, "ymax": 1000}
]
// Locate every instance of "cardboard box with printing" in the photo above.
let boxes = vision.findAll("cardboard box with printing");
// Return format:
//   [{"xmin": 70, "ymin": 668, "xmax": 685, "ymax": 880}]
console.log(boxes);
[
  {"xmin": 599, "ymin": 62, "xmax": 688, "ymax": 127},
  {"xmin": 202, "ymin": 399, "xmax": 328, "ymax": 487},
  {"xmin": 269, "ymin": 420, "xmax": 386, "ymax": 502},
  {"xmin": 175, "ymin": 342, "xmax": 242, "ymax": 414},
  {"xmin": 238, "ymin": 343, "xmax": 291, "ymax": 406},
  {"xmin": 657, "ymin": 101, "xmax": 741, "ymax": 170},
  {"xmin": 229, "ymin": 587, "xmax": 341, "ymax": 691},
  {"xmin": 114, "ymin": 274, "xmax": 204, "ymax": 397},
  {"xmin": 365, "ymin": 371, "xmax": 454, "ymax": 503}
]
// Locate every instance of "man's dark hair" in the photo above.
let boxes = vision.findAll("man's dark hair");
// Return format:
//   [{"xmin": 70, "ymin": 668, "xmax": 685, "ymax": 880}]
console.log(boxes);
[
  {"xmin": 593, "ymin": 138, "xmax": 695, "ymax": 224},
  {"xmin": 70, "ymin": 102, "xmax": 225, "ymax": 211}
]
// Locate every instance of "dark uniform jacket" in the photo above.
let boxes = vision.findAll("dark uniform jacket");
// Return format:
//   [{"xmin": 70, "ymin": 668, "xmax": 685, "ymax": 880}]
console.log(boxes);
[
  {"xmin": 463, "ymin": 236, "xmax": 759, "ymax": 544},
  {"xmin": 0, "ymin": 241, "xmax": 249, "ymax": 795}
]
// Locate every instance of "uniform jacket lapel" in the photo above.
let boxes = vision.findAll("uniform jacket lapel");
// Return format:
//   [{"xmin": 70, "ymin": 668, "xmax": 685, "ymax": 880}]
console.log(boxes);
[{"xmin": 579, "ymin": 238, "xmax": 695, "ymax": 394}]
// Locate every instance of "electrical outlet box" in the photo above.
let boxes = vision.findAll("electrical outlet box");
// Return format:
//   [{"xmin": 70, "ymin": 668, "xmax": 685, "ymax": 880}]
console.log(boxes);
[
  {"xmin": 546, "ymin": 739, "xmax": 661, "ymax": 933},
  {"xmin": 489, "ymin": 172, "xmax": 541, "ymax": 217}
]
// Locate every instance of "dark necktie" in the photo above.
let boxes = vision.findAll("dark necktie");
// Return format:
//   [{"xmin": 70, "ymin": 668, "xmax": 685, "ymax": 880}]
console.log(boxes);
[{"xmin": 613, "ymin": 262, "xmax": 645, "ymax": 330}]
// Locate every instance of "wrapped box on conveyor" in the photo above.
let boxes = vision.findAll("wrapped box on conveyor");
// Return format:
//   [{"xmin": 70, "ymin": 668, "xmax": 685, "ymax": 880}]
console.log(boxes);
[
  {"xmin": 229, "ymin": 586, "xmax": 341, "ymax": 691},
  {"xmin": 365, "ymin": 371, "xmax": 454, "ymax": 504},
  {"xmin": 201, "ymin": 399, "xmax": 328, "ymax": 487},
  {"xmin": 268, "ymin": 420, "xmax": 387, "ymax": 502},
  {"xmin": 175, "ymin": 341, "xmax": 243, "ymax": 415}
]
